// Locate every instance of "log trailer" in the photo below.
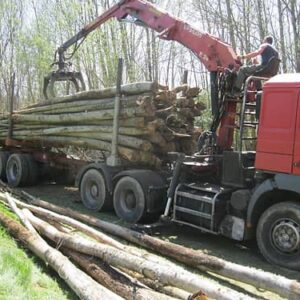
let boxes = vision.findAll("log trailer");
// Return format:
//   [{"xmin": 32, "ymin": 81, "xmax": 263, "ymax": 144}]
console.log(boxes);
[{"xmin": 1, "ymin": 0, "xmax": 300, "ymax": 270}]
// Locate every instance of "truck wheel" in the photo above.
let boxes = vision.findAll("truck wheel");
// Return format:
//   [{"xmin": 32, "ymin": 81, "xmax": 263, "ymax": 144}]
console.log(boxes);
[
  {"xmin": 0, "ymin": 151, "xmax": 10, "ymax": 180},
  {"xmin": 80, "ymin": 169, "xmax": 111, "ymax": 211},
  {"xmin": 256, "ymin": 201, "xmax": 300, "ymax": 270},
  {"xmin": 23, "ymin": 154, "xmax": 39, "ymax": 185},
  {"xmin": 113, "ymin": 176, "xmax": 146, "ymax": 223},
  {"xmin": 6, "ymin": 153, "xmax": 29, "ymax": 187}
]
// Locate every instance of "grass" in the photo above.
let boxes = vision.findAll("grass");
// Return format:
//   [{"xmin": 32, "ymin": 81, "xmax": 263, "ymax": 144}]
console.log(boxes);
[{"xmin": 0, "ymin": 202, "xmax": 78, "ymax": 300}]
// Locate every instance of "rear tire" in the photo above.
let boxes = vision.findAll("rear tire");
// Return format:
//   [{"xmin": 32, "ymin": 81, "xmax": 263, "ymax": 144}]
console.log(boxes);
[
  {"xmin": 113, "ymin": 176, "xmax": 146, "ymax": 223},
  {"xmin": 0, "ymin": 151, "xmax": 10, "ymax": 181},
  {"xmin": 256, "ymin": 201, "xmax": 300, "ymax": 270},
  {"xmin": 80, "ymin": 169, "xmax": 111, "ymax": 211},
  {"xmin": 23, "ymin": 154, "xmax": 39, "ymax": 185},
  {"xmin": 6, "ymin": 153, "xmax": 29, "ymax": 187}
]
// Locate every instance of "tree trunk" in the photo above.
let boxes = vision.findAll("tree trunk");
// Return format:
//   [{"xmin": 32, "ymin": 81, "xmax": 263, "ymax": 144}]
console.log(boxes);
[
  {"xmin": 24, "ymin": 209, "xmax": 254, "ymax": 300},
  {"xmin": 18, "ymin": 94, "xmax": 150, "ymax": 114},
  {"xmin": 62, "ymin": 248, "xmax": 177, "ymax": 300},
  {"xmin": 5, "ymin": 125, "xmax": 149, "ymax": 137},
  {"xmin": 277, "ymin": 0, "xmax": 287, "ymax": 72},
  {"xmin": 12, "ymin": 133, "xmax": 153, "ymax": 152},
  {"xmin": 12, "ymin": 106, "xmax": 154, "ymax": 125},
  {"xmin": 10, "ymin": 135, "xmax": 160, "ymax": 165},
  {"xmin": 1, "ymin": 195, "xmax": 180, "ymax": 271},
  {"xmin": 29, "ymin": 82, "xmax": 158, "ymax": 108},
  {"xmin": 22, "ymin": 196, "xmax": 300, "ymax": 300},
  {"xmin": 120, "ymin": 268, "xmax": 192, "ymax": 300},
  {"xmin": 0, "ymin": 211, "xmax": 123, "ymax": 300}
]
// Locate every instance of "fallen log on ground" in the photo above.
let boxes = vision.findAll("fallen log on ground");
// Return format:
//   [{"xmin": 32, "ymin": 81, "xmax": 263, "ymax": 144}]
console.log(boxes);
[
  {"xmin": 22, "ymin": 208, "xmax": 256, "ymax": 300},
  {"xmin": 1, "ymin": 195, "xmax": 182, "ymax": 269},
  {"xmin": 0, "ymin": 211, "xmax": 123, "ymax": 300},
  {"xmin": 62, "ymin": 247, "xmax": 177, "ymax": 300},
  {"xmin": 20, "ymin": 194, "xmax": 300, "ymax": 300},
  {"xmin": 119, "ymin": 268, "xmax": 193, "ymax": 300}
]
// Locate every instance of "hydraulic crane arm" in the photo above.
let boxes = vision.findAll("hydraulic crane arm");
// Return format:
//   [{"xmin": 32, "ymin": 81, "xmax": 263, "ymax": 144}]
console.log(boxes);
[
  {"xmin": 44, "ymin": 0, "xmax": 240, "ymax": 152},
  {"xmin": 56, "ymin": 0, "xmax": 239, "ymax": 72}
]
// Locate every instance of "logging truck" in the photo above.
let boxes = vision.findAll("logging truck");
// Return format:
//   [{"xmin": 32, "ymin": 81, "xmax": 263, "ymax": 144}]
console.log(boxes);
[{"xmin": 1, "ymin": 0, "xmax": 300, "ymax": 271}]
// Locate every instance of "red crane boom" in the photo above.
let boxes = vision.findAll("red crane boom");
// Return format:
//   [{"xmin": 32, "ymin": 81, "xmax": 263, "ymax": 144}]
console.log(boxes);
[{"xmin": 44, "ymin": 0, "xmax": 241, "ymax": 151}]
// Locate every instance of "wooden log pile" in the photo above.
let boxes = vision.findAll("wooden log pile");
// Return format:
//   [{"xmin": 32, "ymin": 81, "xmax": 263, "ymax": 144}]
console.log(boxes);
[
  {"xmin": 1, "ymin": 183, "xmax": 300, "ymax": 300},
  {"xmin": 0, "ymin": 82, "xmax": 205, "ymax": 167}
]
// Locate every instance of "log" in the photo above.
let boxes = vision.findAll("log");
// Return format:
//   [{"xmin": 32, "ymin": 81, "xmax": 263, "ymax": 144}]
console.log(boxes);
[
  {"xmin": 3, "ymin": 125, "xmax": 149, "ymax": 137},
  {"xmin": 0, "ymin": 211, "xmax": 123, "ymax": 300},
  {"xmin": 17, "ymin": 95, "xmax": 151, "ymax": 114},
  {"xmin": 62, "ymin": 248, "xmax": 176, "ymax": 300},
  {"xmin": 24, "ymin": 209, "xmax": 253, "ymax": 300},
  {"xmin": 22, "ymin": 196, "xmax": 300, "ymax": 300},
  {"xmin": 176, "ymin": 97, "xmax": 195, "ymax": 108},
  {"xmin": 12, "ymin": 133, "xmax": 153, "ymax": 152},
  {"xmin": 172, "ymin": 84, "xmax": 189, "ymax": 94},
  {"xmin": 3, "ymin": 196, "xmax": 178, "ymax": 269},
  {"xmin": 10, "ymin": 135, "xmax": 159, "ymax": 165},
  {"xmin": 27, "ymin": 82, "xmax": 158, "ymax": 108},
  {"xmin": 186, "ymin": 87, "xmax": 201, "ymax": 98},
  {"xmin": 148, "ymin": 132, "xmax": 168, "ymax": 147},
  {"xmin": 5, "ymin": 192, "xmax": 36, "ymax": 234},
  {"xmin": 120, "ymin": 268, "xmax": 192, "ymax": 300},
  {"xmin": 12, "ymin": 106, "xmax": 154, "ymax": 125},
  {"xmin": 0, "ymin": 194, "xmax": 181, "ymax": 271},
  {"xmin": 155, "ymin": 106, "xmax": 175, "ymax": 119},
  {"xmin": 89, "ymin": 117, "xmax": 146, "ymax": 128},
  {"xmin": 0, "ymin": 116, "xmax": 148, "ymax": 128}
]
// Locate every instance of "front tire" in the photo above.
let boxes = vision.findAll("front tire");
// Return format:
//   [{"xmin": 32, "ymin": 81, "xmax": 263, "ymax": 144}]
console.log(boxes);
[
  {"xmin": 256, "ymin": 201, "xmax": 300, "ymax": 270},
  {"xmin": 80, "ymin": 169, "xmax": 111, "ymax": 211},
  {"xmin": 113, "ymin": 176, "xmax": 146, "ymax": 223}
]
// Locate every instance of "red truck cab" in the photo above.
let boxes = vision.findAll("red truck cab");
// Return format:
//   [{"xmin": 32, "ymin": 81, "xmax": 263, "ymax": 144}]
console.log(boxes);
[{"xmin": 256, "ymin": 73, "xmax": 300, "ymax": 175}]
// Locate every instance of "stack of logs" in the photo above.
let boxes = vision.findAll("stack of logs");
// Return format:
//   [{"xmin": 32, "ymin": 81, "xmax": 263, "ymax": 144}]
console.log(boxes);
[{"xmin": 0, "ymin": 82, "xmax": 205, "ymax": 167}]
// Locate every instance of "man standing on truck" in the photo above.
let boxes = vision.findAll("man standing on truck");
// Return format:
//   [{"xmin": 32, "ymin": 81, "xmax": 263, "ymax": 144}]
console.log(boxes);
[{"xmin": 232, "ymin": 35, "xmax": 279, "ymax": 93}]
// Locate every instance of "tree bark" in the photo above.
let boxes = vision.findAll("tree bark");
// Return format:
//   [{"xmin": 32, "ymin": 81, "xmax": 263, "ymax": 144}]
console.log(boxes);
[
  {"xmin": 120, "ymin": 268, "xmax": 192, "ymax": 300},
  {"xmin": 12, "ymin": 106, "xmax": 154, "ymax": 125},
  {"xmin": 7, "ymin": 135, "xmax": 160, "ymax": 165},
  {"xmin": 12, "ymin": 133, "xmax": 153, "ymax": 152},
  {"xmin": 62, "ymin": 248, "xmax": 177, "ymax": 300},
  {"xmin": 28, "ymin": 82, "xmax": 158, "ymax": 108},
  {"xmin": 18, "ymin": 94, "xmax": 150, "ymax": 114},
  {"xmin": 22, "ymin": 196, "xmax": 300, "ymax": 300},
  {"xmin": 277, "ymin": 0, "xmax": 287, "ymax": 72},
  {"xmin": 24, "ymin": 209, "xmax": 254, "ymax": 300},
  {"xmin": 4, "ymin": 125, "xmax": 149, "ymax": 137}
]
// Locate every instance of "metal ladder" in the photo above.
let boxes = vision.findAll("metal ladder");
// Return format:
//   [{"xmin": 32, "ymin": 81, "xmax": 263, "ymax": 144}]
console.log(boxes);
[{"xmin": 238, "ymin": 76, "xmax": 268, "ymax": 153}]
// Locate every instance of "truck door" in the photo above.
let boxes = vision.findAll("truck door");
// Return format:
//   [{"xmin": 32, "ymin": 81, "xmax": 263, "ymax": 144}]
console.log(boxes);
[
  {"xmin": 292, "ymin": 89, "xmax": 300, "ymax": 175},
  {"xmin": 256, "ymin": 85, "xmax": 298, "ymax": 173}
]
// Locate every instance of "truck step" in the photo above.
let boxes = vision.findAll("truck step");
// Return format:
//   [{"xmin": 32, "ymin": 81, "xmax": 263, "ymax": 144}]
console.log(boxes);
[
  {"xmin": 173, "ymin": 183, "xmax": 232, "ymax": 233},
  {"xmin": 241, "ymin": 137, "xmax": 257, "ymax": 140}
]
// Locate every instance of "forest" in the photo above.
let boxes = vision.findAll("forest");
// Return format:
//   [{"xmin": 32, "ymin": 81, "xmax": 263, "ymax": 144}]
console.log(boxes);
[{"xmin": 0, "ymin": 0, "xmax": 299, "ymax": 111}]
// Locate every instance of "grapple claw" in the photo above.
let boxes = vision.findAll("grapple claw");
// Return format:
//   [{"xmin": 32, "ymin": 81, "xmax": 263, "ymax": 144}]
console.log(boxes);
[{"xmin": 43, "ymin": 70, "xmax": 86, "ymax": 100}]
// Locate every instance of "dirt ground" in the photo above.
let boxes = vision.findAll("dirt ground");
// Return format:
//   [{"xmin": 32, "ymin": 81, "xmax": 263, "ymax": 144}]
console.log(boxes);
[{"xmin": 23, "ymin": 183, "xmax": 300, "ymax": 300}]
